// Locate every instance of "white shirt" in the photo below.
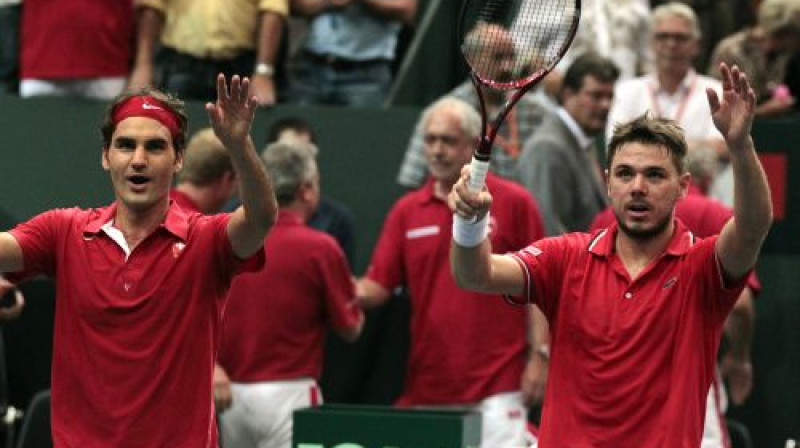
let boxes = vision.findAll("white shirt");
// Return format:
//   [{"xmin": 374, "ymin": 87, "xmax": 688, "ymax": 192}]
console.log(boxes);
[{"xmin": 607, "ymin": 70, "xmax": 724, "ymax": 144}]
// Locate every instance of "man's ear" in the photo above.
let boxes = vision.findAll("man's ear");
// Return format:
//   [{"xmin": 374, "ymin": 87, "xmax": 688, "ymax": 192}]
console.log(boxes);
[
  {"xmin": 679, "ymin": 172, "xmax": 691, "ymax": 199},
  {"xmin": 101, "ymin": 148, "xmax": 110, "ymax": 171},
  {"xmin": 174, "ymin": 149, "xmax": 184, "ymax": 173}
]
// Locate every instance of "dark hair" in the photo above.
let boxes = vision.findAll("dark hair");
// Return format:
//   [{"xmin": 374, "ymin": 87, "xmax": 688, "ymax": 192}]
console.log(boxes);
[
  {"xmin": 607, "ymin": 113, "xmax": 687, "ymax": 174},
  {"xmin": 560, "ymin": 52, "xmax": 620, "ymax": 101},
  {"xmin": 100, "ymin": 87, "xmax": 188, "ymax": 152},
  {"xmin": 267, "ymin": 117, "xmax": 317, "ymax": 145}
]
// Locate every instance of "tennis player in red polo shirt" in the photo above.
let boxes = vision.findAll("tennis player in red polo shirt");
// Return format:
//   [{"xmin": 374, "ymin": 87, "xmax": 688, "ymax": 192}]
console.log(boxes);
[
  {"xmin": 357, "ymin": 97, "xmax": 546, "ymax": 447},
  {"xmin": 449, "ymin": 63, "xmax": 772, "ymax": 448},
  {"xmin": 0, "ymin": 74, "xmax": 278, "ymax": 448}
]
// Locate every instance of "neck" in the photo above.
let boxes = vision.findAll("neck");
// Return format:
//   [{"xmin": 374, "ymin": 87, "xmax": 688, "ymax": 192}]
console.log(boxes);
[
  {"xmin": 113, "ymin": 198, "xmax": 169, "ymax": 249},
  {"xmin": 176, "ymin": 183, "xmax": 219, "ymax": 214},
  {"xmin": 657, "ymin": 67, "xmax": 689, "ymax": 94},
  {"xmin": 614, "ymin": 220, "xmax": 675, "ymax": 279},
  {"xmin": 283, "ymin": 202, "xmax": 312, "ymax": 222},
  {"xmin": 434, "ymin": 178, "xmax": 456, "ymax": 201}
]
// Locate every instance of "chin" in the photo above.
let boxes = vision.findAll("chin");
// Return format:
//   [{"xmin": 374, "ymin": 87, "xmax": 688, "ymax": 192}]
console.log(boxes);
[{"xmin": 618, "ymin": 217, "xmax": 672, "ymax": 241}]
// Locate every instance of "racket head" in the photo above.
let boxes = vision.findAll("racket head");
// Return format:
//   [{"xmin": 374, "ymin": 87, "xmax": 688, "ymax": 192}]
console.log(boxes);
[{"xmin": 458, "ymin": 0, "xmax": 581, "ymax": 90}]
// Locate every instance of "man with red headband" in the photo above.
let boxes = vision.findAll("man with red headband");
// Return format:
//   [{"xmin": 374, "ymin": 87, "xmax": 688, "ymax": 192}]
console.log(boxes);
[{"xmin": 0, "ymin": 74, "xmax": 277, "ymax": 448}]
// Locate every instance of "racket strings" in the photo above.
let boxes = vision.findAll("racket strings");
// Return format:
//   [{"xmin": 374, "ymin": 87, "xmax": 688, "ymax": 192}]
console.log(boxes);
[{"xmin": 461, "ymin": 0, "xmax": 579, "ymax": 88}]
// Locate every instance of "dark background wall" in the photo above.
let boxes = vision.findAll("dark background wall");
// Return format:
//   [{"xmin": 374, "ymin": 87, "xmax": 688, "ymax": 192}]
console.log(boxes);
[{"xmin": 0, "ymin": 95, "xmax": 798, "ymax": 447}]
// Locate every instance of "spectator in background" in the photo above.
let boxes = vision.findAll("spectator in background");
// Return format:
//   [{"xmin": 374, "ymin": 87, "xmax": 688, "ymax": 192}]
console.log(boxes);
[
  {"xmin": 608, "ymin": 3, "xmax": 726, "ymax": 159},
  {"xmin": 288, "ymin": 0, "xmax": 417, "ymax": 107},
  {"xmin": 268, "ymin": 117, "xmax": 357, "ymax": 267},
  {"xmin": 708, "ymin": 0, "xmax": 800, "ymax": 116},
  {"xmin": 651, "ymin": 0, "xmax": 758, "ymax": 72},
  {"xmin": 0, "ymin": 0, "xmax": 21, "ymax": 94},
  {"xmin": 130, "ymin": 0, "xmax": 288, "ymax": 106},
  {"xmin": 516, "ymin": 53, "xmax": 619, "ymax": 237},
  {"xmin": 218, "ymin": 141, "xmax": 363, "ymax": 448},
  {"xmin": 534, "ymin": 0, "xmax": 652, "ymax": 108},
  {"xmin": 396, "ymin": 23, "xmax": 550, "ymax": 188},
  {"xmin": 18, "ymin": 0, "xmax": 134, "ymax": 99},
  {"xmin": 171, "ymin": 128, "xmax": 237, "ymax": 215},
  {"xmin": 357, "ymin": 97, "xmax": 546, "ymax": 448},
  {"xmin": 590, "ymin": 144, "xmax": 759, "ymax": 448}
]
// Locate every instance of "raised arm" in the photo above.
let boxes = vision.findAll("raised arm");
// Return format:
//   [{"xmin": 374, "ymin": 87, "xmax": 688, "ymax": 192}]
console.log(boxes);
[
  {"xmin": 0, "ymin": 233, "xmax": 24, "ymax": 274},
  {"xmin": 707, "ymin": 63, "xmax": 772, "ymax": 281},
  {"xmin": 250, "ymin": 10, "xmax": 286, "ymax": 106},
  {"xmin": 448, "ymin": 166, "xmax": 525, "ymax": 296},
  {"xmin": 360, "ymin": 0, "xmax": 418, "ymax": 25},
  {"xmin": 206, "ymin": 75, "xmax": 278, "ymax": 259},
  {"xmin": 128, "ymin": 5, "xmax": 164, "ymax": 91}
]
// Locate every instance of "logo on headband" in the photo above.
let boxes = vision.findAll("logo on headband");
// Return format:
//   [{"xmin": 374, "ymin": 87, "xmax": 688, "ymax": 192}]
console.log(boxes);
[{"xmin": 113, "ymin": 96, "xmax": 180, "ymax": 138}]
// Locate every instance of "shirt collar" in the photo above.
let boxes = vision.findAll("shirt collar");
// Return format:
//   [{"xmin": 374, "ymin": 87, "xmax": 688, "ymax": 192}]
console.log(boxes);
[
  {"xmin": 83, "ymin": 200, "xmax": 191, "ymax": 241},
  {"xmin": 276, "ymin": 209, "xmax": 304, "ymax": 226},
  {"xmin": 588, "ymin": 218, "xmax": 696, "ymax": 258},
  {"xmin": 556, "ymin": 107, "xmax": 594, "ymax": 150}
]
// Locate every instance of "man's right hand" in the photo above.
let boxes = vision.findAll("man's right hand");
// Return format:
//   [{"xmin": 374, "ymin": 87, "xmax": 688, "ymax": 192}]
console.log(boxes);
[
  {"xmin": 448, "ymin": 165, "xmax": 492, "ymax": 221},
  {"xmin": 213, "ymin": 364, "xmax": 233, "ymax": 412},
  {"xmin": 0, "ymin": 277, "xmax": 24, "ymax": 321}
]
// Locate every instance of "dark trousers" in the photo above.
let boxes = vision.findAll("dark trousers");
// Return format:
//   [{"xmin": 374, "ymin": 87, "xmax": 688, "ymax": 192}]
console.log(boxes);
[
  {"xmin": 155, "ymin": 47, "xmax": 262, "ymax": 102},
  {"xmin": 0, "ymin": 4, "xmax": 21, "ymax": 94}
]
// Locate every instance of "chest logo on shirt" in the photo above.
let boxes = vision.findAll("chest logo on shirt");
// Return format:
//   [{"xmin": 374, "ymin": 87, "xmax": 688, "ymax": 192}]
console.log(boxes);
[
  {"xmin": 172, "ymin": 242, "xmax": 186, "ymax": 258},
  {"xmin": 662, "ymin": 276, "xmax": 678, "ymax": 289},
  {"xmin": 523, "ymin": 246, "xmax": 543, "ymax": 257},
  {"xmin": 406, "ymin": 225, "xmax": 440, "ymax": 240}
]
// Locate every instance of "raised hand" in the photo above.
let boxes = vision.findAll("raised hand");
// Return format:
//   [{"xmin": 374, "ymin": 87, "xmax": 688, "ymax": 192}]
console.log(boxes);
[
  {"xmin": 448, "ymin": 165, "xmax": 492, "ymax": 221},
  {"xmin": 0, "ymin": 277, "xmax": 24, "ymax": 321},
  {"xmin": 706, "ymin": 63, "xmax": 756, "ymax": 150},
  {"xmin": 206, "ymin": 74, "xmax": 259, "ymax": 152}
]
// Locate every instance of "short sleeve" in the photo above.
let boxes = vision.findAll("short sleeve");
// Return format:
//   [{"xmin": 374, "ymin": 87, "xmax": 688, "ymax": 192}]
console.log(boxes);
[
  {"xmin": 687, "ymin": 235, "xmax": 749, "ymax": 325},
  {"xmin": 258, "ymin": 0, "xmax": 289, "ymax": 16},
  {"xmin": 506, "ymin": 236, "xmax": 570, "ymax": 320},
  {"xmin": 7, "ymin": 209, "xmax": 68, "ymax": 281}
]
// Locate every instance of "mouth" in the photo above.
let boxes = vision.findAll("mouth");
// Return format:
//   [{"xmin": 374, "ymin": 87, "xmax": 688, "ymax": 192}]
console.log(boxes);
[
  {"xmin": 126, "ymin": 174, "xmax": 151, "ymax": 192},
  {"xmin": 625, "ymin": 202, "xmax": 651, "ymax": 219}
]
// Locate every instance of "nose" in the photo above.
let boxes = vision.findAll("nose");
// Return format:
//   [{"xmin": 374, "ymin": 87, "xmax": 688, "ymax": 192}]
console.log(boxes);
[
  {"xmin": 631, "ymin": 174, "xmax": 648, "ymax": 195},
  {"xmin": 131, "ymin": 146, "xmax": 148, "ymax": 169}
]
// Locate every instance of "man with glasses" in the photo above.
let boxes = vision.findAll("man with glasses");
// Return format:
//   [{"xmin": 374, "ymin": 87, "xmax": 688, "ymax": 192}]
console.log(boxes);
[{"xmin": 607, "ymin": 2, "xmax": 725, "ymax": 157}]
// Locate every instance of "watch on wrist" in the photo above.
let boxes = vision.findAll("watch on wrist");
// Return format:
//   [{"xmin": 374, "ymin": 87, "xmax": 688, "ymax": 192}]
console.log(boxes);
[
  {"xmin": 254, "ymin": 63, "xmax": 274, "ymax": 77},
  {"xmin": 536, "ymin": 344, "xmax": 550, "ymax": 362}
]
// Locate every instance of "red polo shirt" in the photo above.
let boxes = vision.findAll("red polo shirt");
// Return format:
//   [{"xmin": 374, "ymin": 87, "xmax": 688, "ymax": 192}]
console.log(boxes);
[
  {"xmin": 170, "ymin": 189, "xmax": 202, "ymax": 214},
  {"xmin": 219, "ymin": 210, "xmax": 361, "ymax": 382},
  {"xmin": 7, "ymin": 201, "xmax": 263, "ymax": 448},
  {"xmin": 589, "ymin": 188, "xmax": 762, "ymax": 293},
  {"xmin": 366, "ymin": 174, "xmax": 546, "ymax": 405},
  {"xmin": 509, "ymin": 221, "xmax": 747, "ymax": 448},
  {"xmin": 21, "ymin": 0, "xmax": 134, "ymax": 79}
]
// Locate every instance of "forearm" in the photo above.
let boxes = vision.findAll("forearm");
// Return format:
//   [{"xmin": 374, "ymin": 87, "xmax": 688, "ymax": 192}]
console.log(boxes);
[
  {"xmin": 132, "ymin": 7, "xmax": 163, "ymax": 71},
  {"xmin": 724, "ymin": 288, "xmax": 755, "ymax": 361},
  {"xmin": 450, "ymin": 239, "xmax": 494, "ymax": 292},
  {"xmin": 254, "ymin": 11, "xmax": 284, "ymax": 74},
  {"xmin": 360, "ymin": 0, "xmax": 417, "ymax": 24},
  {"xmin": 729, "ymin": 137, "xmax": 772, "ymax": 254},
  {"xmin": 231, "ymin": 137, "xmax": 278, "ymax": 233},
  {"xmin": 355, "ymin": 277, "xmax": 391, "ymax": 308},
  {"xmin": 291, "ymin": 0, "xmax": 329, "ymax": 16}
]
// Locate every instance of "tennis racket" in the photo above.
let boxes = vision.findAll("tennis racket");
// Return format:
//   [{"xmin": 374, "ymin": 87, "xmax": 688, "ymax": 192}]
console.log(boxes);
[{"xmin": 458, "ymin": 0, "xmax": 581, "ymax": 191}]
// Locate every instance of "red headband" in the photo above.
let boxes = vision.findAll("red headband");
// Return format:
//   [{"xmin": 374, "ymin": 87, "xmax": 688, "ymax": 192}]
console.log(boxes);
[{"xmin": 112, "ymin": 96, "xmax": 181, "ymax": 139}]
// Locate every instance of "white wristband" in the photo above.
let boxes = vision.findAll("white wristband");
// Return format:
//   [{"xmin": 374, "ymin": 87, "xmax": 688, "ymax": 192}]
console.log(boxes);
[{"xmin": 452, "ymin": 212, "xmax": 489, "ymax": 248}]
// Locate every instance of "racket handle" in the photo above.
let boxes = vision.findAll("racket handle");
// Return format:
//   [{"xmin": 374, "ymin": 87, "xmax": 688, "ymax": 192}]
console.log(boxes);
[{"xmin": 468, "ymin": 157, "xmax": 490, "ymax": 192}]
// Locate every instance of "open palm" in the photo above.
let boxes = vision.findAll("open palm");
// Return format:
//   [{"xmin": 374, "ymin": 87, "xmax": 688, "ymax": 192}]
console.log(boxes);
[
  {"xmin": 206, "ymin": 74, "xmax": 258, "ymax": 151},
  {"xmin": 707, "ymin": 63, "xmax": 756, "ymax": 149}
]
